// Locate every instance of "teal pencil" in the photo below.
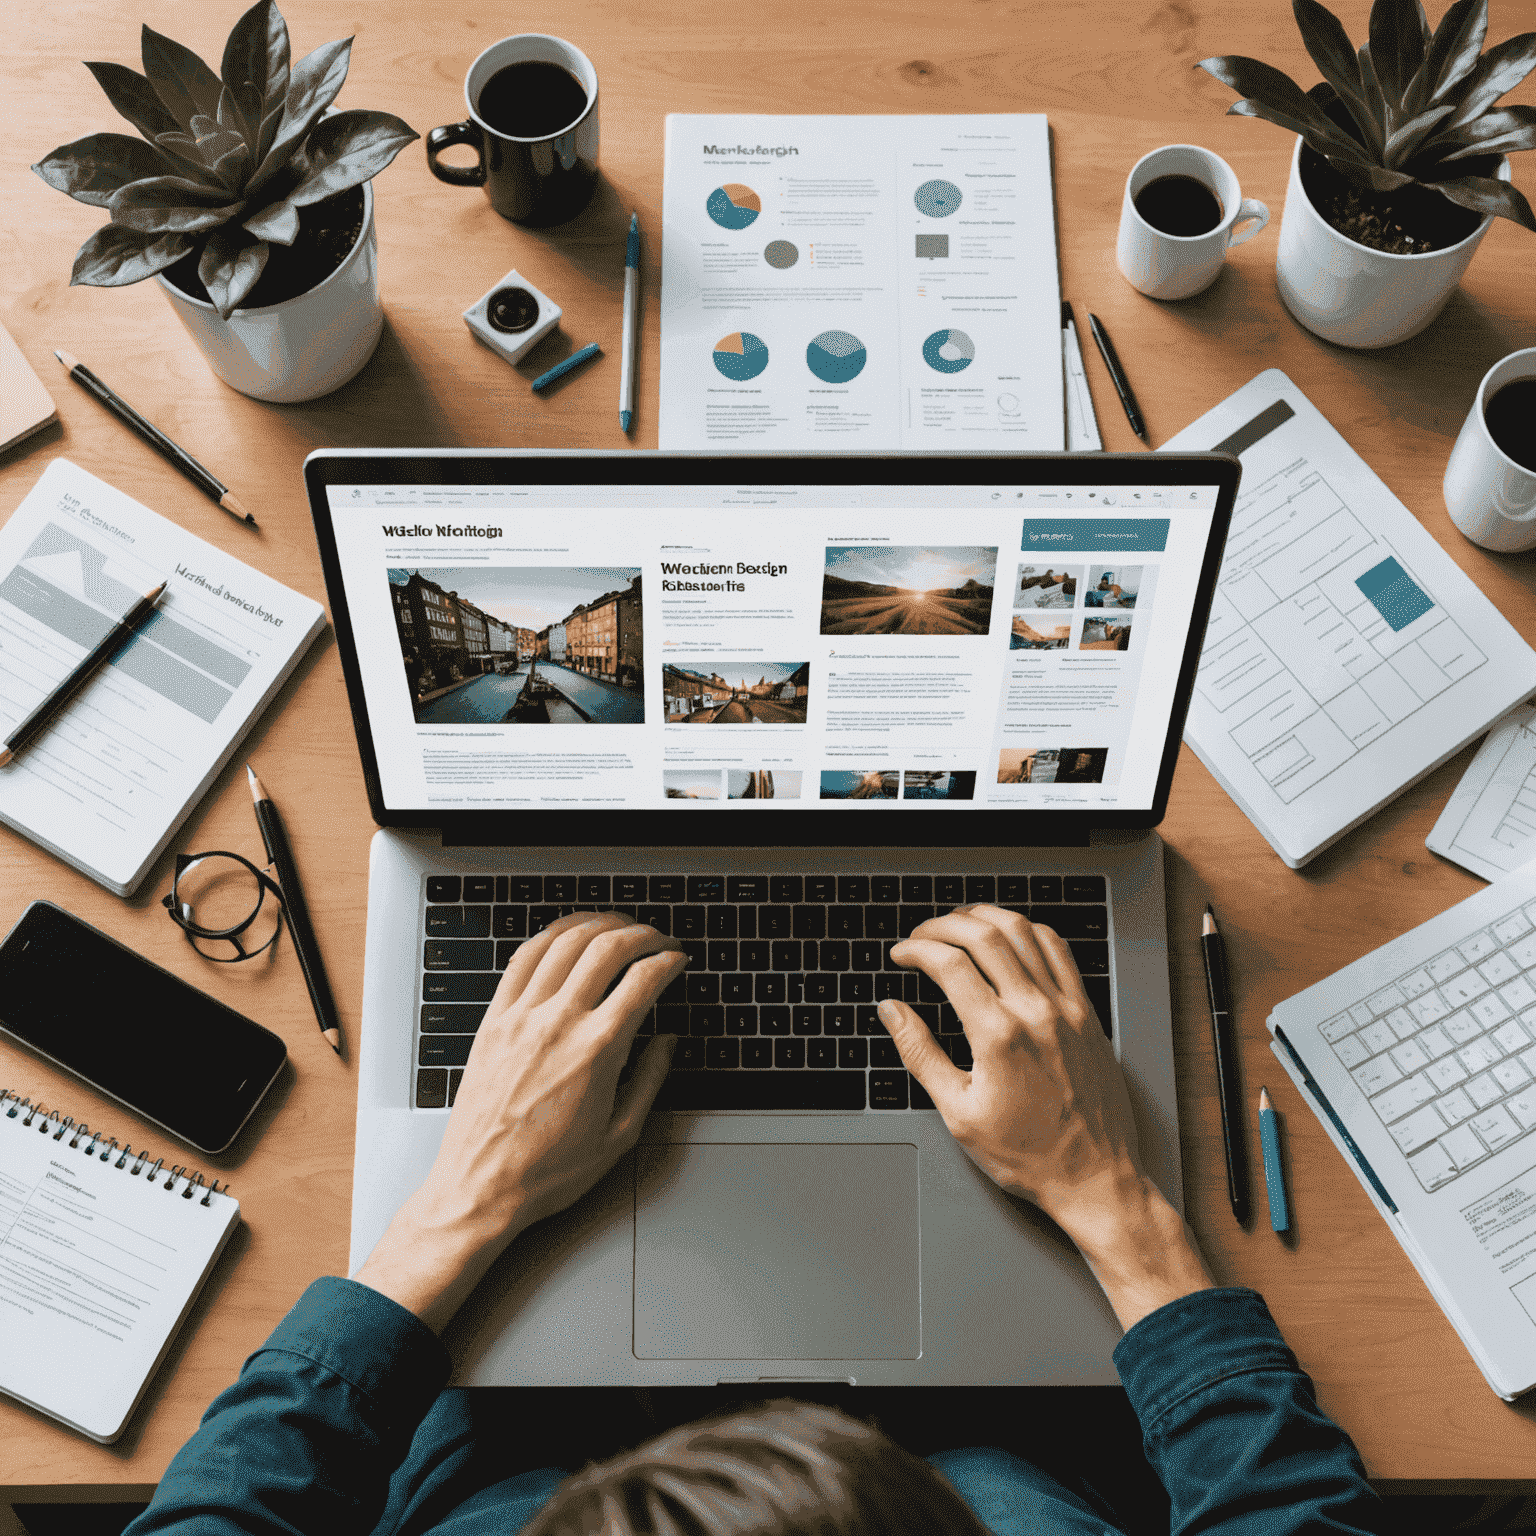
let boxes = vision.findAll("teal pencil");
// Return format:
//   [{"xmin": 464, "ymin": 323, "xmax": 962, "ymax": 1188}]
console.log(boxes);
[{"xmin": 1259, "ymin": 1087, "xmax": 1291, "ymax": 1233}]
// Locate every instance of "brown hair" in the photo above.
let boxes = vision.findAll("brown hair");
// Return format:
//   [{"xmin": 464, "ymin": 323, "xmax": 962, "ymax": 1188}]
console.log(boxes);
[{"xmin": 519, "ymin": 1398, "xmax": 993, "ymax": 1536}]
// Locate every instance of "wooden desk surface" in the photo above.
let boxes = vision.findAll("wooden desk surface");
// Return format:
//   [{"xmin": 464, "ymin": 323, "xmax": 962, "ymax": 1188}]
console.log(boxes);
[{"xmin": 4, "ymin": 0, "xmax": 1536, "ymax": 1494}]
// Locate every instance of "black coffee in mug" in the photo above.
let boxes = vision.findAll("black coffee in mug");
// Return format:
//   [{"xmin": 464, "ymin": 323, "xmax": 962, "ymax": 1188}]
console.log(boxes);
[
  {"xmin": 1134, "ymin": 174, "xmax": 1224, "ymax": 237},
  {"xmin": 1484, "ymin": 380, "xmax": 1536, "ymax": 472},
  {"xmin": 476, "ymin": 60, "xmax": 589, "ymax": 139}
]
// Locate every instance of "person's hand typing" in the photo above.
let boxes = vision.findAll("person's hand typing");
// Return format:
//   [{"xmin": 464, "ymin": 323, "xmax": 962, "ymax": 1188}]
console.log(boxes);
[
  {"xmin": 881, "ymin": 904, "xmax": 1214, "ymax": 1330},
  {"xmin": 356, "ymin": 911, "xmax": 684, "ymax": 1331}
]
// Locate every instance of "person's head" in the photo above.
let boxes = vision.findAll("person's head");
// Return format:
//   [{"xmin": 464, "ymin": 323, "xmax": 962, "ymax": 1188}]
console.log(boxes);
[{"xmin": 520, "ymin": 1398, "xmax": 992, "ymax": 1536}]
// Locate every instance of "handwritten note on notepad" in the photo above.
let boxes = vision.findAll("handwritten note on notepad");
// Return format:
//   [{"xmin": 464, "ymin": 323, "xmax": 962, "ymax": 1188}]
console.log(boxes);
[{"xmin": 1161, "ymin": 370, "xmax": 1536, "ymax": 868}]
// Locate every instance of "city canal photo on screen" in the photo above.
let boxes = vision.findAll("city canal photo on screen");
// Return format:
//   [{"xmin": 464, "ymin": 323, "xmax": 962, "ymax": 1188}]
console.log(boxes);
[{"xmin": 386, "ymin": 567, "xmax": 644, "ymax": 724}]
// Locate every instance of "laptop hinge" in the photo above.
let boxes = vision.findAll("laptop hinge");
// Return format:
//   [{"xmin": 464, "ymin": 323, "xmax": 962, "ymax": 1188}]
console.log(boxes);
[{"xmin": 438, "ymin": 831, "xmax": 1095, "ymax": 849}]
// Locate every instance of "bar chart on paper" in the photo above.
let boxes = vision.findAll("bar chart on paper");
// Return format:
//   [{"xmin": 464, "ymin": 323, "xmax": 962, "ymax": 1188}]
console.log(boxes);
[{"xmin": 1163, "ymin": 369, "xmax": 1536, "ymax": 868}]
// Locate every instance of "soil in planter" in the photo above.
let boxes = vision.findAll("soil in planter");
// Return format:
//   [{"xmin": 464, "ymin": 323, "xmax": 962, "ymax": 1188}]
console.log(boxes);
[{"xmin": 162, "ymin": 186, "xmax": 365, "ymax": 311}]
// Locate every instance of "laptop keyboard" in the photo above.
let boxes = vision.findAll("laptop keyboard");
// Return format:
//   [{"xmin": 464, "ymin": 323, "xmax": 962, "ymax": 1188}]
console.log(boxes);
[
  {"xmin": 1321, "ymin": 894, "xmax": 1536, "ymax": 1193},
  {"xmin": 414, "ymin": 873, "xmax": 1112, "ymax": 1111}
]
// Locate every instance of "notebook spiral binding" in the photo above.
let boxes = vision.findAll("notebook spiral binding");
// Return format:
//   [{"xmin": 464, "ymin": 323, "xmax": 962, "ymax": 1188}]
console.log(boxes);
[{"xmin": 1, "ymin": 1088, "xmax": 229, "ymax": 1205}]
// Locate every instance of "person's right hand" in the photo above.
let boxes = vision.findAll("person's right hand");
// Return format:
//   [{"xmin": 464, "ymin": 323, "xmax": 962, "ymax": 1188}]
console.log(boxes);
[{"xmin": 880, "ymin": 904, "xmax": 1146, "ymax": 1240}]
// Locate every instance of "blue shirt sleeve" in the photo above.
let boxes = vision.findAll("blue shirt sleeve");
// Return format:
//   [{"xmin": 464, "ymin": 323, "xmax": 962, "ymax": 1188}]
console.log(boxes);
[
  {"xmin": 1113, "ymin": 1287, "xmax": 1388, "ymax": 1536},
  {"xmin": 124, "ymin": 1277, "xmax": 450, "ymax": 1536}
]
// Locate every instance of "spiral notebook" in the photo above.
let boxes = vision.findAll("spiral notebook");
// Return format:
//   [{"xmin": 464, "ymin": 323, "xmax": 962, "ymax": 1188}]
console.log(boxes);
[{"xmin": 0, "ymin": 1088, "xmax": 240, "ymax": 1443}]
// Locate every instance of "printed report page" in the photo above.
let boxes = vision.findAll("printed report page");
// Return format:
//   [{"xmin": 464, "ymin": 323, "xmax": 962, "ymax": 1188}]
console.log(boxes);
[
  {"xmin": 327, "ymin": 482, "xmax": 1213, "ymax": 814},
  {"xmin": 659, "ymin": 115, "xmax": 1063, "ymax": 451}
]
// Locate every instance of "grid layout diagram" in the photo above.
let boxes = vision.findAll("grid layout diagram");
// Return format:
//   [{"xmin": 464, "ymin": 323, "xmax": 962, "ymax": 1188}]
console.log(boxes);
[{"xmin": 1195, "ymin": 461, "xmax": 1484, "ymax": 804}]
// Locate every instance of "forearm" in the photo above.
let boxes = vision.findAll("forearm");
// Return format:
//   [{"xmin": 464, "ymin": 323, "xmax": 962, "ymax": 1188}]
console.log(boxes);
[
  {"xmin": 1115, "ymin": 1288, "xmax": 1387, "ymax": 1536},
  {"xmin": 124, "ymin": 1278, "xmax": 450, "ymax": 1536}
]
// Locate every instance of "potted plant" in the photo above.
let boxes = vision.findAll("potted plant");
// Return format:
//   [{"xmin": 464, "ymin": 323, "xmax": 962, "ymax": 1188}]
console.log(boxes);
[
  {"xmin": 32, "ymin": 1, "xmax": 417, "ymax": 402},
  {"xmin": 1199, "ymin": 0, "xmax": 1536, "ymax": 348}
]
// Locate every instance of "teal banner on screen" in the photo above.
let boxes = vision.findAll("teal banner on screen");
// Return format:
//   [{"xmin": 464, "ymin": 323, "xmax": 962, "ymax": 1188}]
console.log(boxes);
[{"xmin": 1019, "ymin": 518, "xmax": 1170, "ymax": 552}]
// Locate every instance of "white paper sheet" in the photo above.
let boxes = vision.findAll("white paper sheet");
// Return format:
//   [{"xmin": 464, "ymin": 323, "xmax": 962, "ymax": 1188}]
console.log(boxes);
[
  {"xmin": 1161, "ymin": 370, "xmax": 1536, "ymax": 868},
  {"xmin": 1427, "ymin": 704, "xmax": 1536, "ymax": 881},
  {"xmin": 0, "ymin": 460, "xmax": 325, "ymax": 894},
  {"xmin": 660, "ymin": 115, "xmax": 1062, "ymax": 451}
]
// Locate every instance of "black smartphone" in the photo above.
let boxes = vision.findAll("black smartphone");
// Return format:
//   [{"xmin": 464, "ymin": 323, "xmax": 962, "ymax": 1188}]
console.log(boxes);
[{"xmin": 0, "ymin": 902, "xmax": 288, "ymax": 1155}]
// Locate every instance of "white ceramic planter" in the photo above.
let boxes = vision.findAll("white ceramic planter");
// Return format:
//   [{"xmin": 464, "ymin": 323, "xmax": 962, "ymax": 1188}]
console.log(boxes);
[
  {"xmin": 157, "ymin": 182, "xmax": 383, "ymax": 403},
  {"xmin": 1275, "ymin": 136, "xmax": 1506, "ymax": 348}
]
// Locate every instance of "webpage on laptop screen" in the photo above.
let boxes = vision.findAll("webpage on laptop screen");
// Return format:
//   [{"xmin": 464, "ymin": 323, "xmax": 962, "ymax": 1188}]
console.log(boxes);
[{"xmin": 325, "ymin": 482, "xmax": 1217, "ymax": 814}]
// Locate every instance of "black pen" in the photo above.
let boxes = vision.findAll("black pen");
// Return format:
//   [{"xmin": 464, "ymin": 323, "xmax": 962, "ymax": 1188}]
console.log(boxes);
[
  {"xmin": 248, "ymin": 764, "xmax": 342, "ymax": 1054},
  {"xmin": 54, "ymin": 351, "xmax": 256, "ymax": 526},
  {"xmin": 1086, "ymin": 314, "xmax": 1147, "ymax": 442},
  {"xmin": 1203, "ymin": 905, "xmax": 1250, "ymax": 1224},
  {"xmin": 0, "ymin": 579, "xmax": 167, "ymax": 767}
]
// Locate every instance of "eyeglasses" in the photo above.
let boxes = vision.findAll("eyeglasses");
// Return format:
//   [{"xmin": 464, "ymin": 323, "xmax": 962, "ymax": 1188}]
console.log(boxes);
[{"xmin": 161, "ymin": 850, "xmax": 285, "ymax": 963}]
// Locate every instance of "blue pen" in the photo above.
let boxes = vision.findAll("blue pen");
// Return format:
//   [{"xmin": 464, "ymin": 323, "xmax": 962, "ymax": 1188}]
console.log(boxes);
[
  {"xmin": 1259, "ymin": 1087, "xmax": 1291, "ymax": 1233},
  {"xmin": 532, "ymin": 342, "xmax": 602, "ymax": 392},
  {"xmin": 620, "ymin": 212, "xmax": 639, "ymax": 432}
]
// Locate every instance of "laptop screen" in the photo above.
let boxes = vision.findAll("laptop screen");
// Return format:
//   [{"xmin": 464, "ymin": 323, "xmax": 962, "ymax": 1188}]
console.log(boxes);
[{"xmin": 309, "ymin": 457, "xmax": 1233, "ymax": 842}]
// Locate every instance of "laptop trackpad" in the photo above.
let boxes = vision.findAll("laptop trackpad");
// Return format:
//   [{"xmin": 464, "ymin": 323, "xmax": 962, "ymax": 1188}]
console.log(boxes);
[{"xmin": 633, "ymin": 1142, "xmax": 920, "ymax": 1360}]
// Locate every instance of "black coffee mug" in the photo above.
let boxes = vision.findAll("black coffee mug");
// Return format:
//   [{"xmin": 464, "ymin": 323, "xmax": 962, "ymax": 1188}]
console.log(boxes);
[{"xmin": 427, "ymin": 35, "xmax": 599, "ymax": 228}]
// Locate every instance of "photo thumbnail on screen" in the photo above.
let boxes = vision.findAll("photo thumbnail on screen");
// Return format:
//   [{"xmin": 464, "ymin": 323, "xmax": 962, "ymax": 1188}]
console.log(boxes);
[
  {"xmin": 1011, "ymin": 616, "xmax": 1071, "ymax": 650},
  {"xmin": 664, "ymin": 770, "xmax": 723, "ymax": 800},
  {"xmin": 1080, "ymin": 615, "xmax": 1134, "ymax": 651},
  {"xmin": 902, "ymin": 770, "xmax": 976, "ymax": 800},
  {"xmin": 997, "ymin": 747, "xmax": 1109, "ymax": 785},
  {"xmin": 821, "ymin": 545, "xmax": 997, "ymax": 636},
  {"xmin": 389, "ymin": 566, "xmax": 643, "ymax": 725},
  {"xmin": 663, "ymin": 661, "xmax": 809, "ymax": 724},
  {"xmin": 1014, "ymin": 564, "xmax": 1080, "ymax": 611},
  {"xmin": 820, "ymin": 769, "xmax": 899, "ymax": 799},
  {"xmin": 727, "ymin": 769, "xmax": 803, "ymax": 799},
  {"xmin": 1083, "ymin": 566, "xmax": 1142, "ymax": 609}
]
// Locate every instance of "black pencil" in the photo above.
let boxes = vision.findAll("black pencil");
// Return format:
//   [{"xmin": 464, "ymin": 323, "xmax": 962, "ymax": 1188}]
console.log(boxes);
[
  {"xmin": 247, "ymin": 764, "xmax": 342, "ymax": 1054},
  {"xmin": 1203, "ymin": 904, "xmax": 1250, "ymax": 1224},
  {"xmin": 0, "ymin": 580, "xmax": 167, "ymax": 767},
  {"xmin": 1086, "ymin": 314, "xmax": 1147, "ymax": 442},
  {"xmin": 53, "ymin": 350, "xmax": 256, "ymax": 527}
]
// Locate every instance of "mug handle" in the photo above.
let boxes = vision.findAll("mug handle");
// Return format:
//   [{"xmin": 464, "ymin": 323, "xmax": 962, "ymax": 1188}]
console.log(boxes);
[
  {"xmin": 1228, "ymin": 197, "xmax": 1270, "ymax": 247},
  {"xmin": 426, "ymin": 122, "xmax": 486, "ymax": 187}
]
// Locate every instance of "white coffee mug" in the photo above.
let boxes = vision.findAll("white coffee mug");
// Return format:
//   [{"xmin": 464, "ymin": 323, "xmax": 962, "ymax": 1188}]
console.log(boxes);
[
  {"xmin": 1116, "ymin": 145, "xmax": 1270, "ymax": 300},
  {"xmin": 1444, "ymin": 348, "xmax": 1536, "ymax": 553}
]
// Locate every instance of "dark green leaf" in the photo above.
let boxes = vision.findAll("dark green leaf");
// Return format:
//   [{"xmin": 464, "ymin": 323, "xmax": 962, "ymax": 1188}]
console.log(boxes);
[
  {"xmin": 1416, "ymin": 0, "xmax": 1487, "ymax": 108},
  {"xmin": 194, "ymin": 125, "xmax": 248, "ymax": 168},
  {"xmin": 1292, "ymin": 0, "xmax": 1366, "ymax": 107},
  {"xmin": 1417, "ymin": 0, "xmax": 1432, "ymax": 50},
  {"xmin": 265, "ymin": 109, "xmax": 417, "ymax": 209},
  {"xmin": 198, "ymin": 226, "xmax": 270, "ymax": 317},
  {"xmin": 69, "ymin": 224, "xmax": 194, "ymax": 286},
  {"xmin": 243, "ymin": 199, "xmax": 300, "ymax": 243},
  {"xmin": 1368, "ymin": 0, "xmax": 1426, "ymax": 106},
  {"xmin": 83, "ymin": 61, "xmax": 181, "ymax": 142},
  {"xmin": 1384, "ymin": 101, "xmax": 1454, "ymax": 162},
  {"xmin": 211, "ymin": 141, "xmax": 254, "ymax": 189},
  {"xmin": 1430, "ymin": 172, "xmax": 1536, "ymax": 229},
  {"xmin": 1306, "ymin": 74, "xmax": 1380, "ymax": 153},
  {"xmin": 148, "ymin": 129, "xmax": 221, "ymax": 183},
  {"xmin": 1357, "ymin": 47, "xmax": 1390, "ymax": 153},
  {"xmin": 1325, "ymin": 153, "xmax": 1416, "ymax": 189},
  {"xmin": 32, "ymin": 133, "xmax": 177, "ymax": 208},
  {"xmin": 1429, "ymin": 103, "xmax": 1536, "ymax": 160},
  {"xmin": 1439, "ymin": 31, "xmax": 1536, "ymax": 132},
  {"xmin": 141, "ymin": 24, "xmax": 223, "ymax": 131},
  {"xmin": 217, "ymin": 83, "xmax": 251, "ymax": 147},
  {"xmin": 109, "ymin": 176, "xmax": 244, "ymax": 233},
  {"xmin": 1198, "ymin": 55, "xmax": 1372, "ymax": 157},
  {"xmin": 221, "ymin": 0, "xmax": 291, "ymax": 163},
  {"xmin": 246, "ymin": 36, "xmax": 352, "ymax": 198},
  {"xmin": 1226, "ymin": 97, "xmax": 1376, "ymax": 163}
]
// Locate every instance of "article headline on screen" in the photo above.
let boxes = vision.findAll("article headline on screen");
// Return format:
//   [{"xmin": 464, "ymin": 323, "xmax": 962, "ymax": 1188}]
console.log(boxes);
[
  {"xmin": 381, "ymin": 524, "xmax": 503, "ymax": 539},
  {"xmin": 660, "ymin": 559, "xmax": 788, "ymax": 594}
]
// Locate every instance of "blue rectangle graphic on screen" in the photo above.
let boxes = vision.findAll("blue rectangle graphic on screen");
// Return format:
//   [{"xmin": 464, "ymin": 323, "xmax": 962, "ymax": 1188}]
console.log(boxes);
[
  {"xmin": 1020, "ymin": 518, "xmax": 1169, "ymax": 553},
  {"xmin": 1356, "ymin": 556, "xmax": 1435, "ymax": 632}
]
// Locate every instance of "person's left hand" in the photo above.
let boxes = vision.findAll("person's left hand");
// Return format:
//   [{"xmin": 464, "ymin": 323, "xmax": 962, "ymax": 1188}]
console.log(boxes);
[{"xmin": 355, "ymin": 911, "xmax": 685, "ymax": 1331}]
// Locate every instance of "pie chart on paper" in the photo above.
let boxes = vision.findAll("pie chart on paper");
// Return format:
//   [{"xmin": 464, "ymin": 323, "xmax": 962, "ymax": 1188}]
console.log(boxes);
[
  {"xmin": 707, "ymin": 184, "xmax": 762, "ymax": 229},
  {"xmin": 806, "ymin": 330, "xmax": 867, "ymax": 383},
  {"xmin": 914, "ymin": 179, "xmax": 963, "ymax": 217},
  {"xmin": 922, "ymin": 328, "xmax": 975, "ymax": 373},
  {"xmin": 713, "ymin": 331, "xmax": 770, "ymax": 380}
]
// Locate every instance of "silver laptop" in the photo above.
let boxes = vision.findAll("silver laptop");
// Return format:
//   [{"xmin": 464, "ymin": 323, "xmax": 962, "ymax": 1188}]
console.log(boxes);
[{"xmin": 304, "ymin": 450, "xmax": 1238, "ymax": 1385}]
